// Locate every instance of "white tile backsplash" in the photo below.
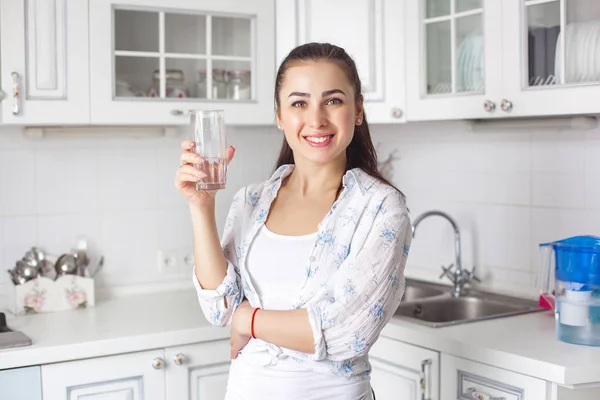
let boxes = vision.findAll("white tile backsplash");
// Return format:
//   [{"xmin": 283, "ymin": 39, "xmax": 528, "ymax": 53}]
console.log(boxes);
[
  {"xmin": 0, "ymin": 120, "xmax": 598, "ymax": 308},
  {"xmin": 0, "ymin": 150, "xmax": 37, "ymax": 215}
]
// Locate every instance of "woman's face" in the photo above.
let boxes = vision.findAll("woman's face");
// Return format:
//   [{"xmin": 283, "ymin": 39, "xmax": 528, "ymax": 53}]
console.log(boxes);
[{"xmin": 277, "ymin": 61, "xmax": 363, "ymax": 167}]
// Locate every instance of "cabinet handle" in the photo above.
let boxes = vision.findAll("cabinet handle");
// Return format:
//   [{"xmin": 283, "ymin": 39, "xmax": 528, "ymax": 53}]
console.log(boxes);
[
  {"xmin": 419, "ymin": 358, "xmax": 432, "ymax": 400},
  {"xmin": 152, "ymin": 357, "xmax": 165, "ymax": 369},
  {"xmin": 11, "ymin": 72, "xmax": 20, "ymax": 115},
  {"xmin": 500, "ymin": 99, "xmax": 513, "ymax": 112},
  {"xmin": 464, "ymin": 387, "xmax": 506, "ymax": 400},
  {"xmin": 483, "ymin": 100, "xmax": 496, "ymax": 112},
  {"xmin": 173, "ymin": 353, "xmax": 186, "ymax": 366},
  {"xmin": 171, "ymin": 109, "xmax": 192, "ymax": 116},
  {"xmin": 391, "ymin": 107, "xmax": 403, "ymax": 119}
]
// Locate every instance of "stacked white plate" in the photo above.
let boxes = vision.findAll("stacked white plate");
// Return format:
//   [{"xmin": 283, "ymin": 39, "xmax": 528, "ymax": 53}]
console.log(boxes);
[
  {"xmin": 456, "ymin": 29, "xmax": 484, "ymax": 92},
  {"xmin": 555, "ymin": 21, "xmax": 600, "ymax": 84}
]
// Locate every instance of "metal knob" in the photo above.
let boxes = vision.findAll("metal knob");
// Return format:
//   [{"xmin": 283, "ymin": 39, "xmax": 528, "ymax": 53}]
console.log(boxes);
[
  {"xmin": 173, "ymin": 353, "xmax": 185, "ymax": 366},
  {"xmin": 391, "ymin": 107, "xmax": 403, "ymax": 119},
  {"xmin": 483, "ymin": 100, "xmax": 496, "ymax": 112},
  {"xmin": 170, "ymin": 109, "xmax": 184, "ymax": 116},
  {"xmin": 152, "ymin": 357, "xmax": 164, "ymax": 369},
  {"xmin": 500, "ymin": 99, "xmax": 513, "ymax": 112},
  {"xmin": 11, "ymin": 72, "xmax": 20, "ymax": 115}
]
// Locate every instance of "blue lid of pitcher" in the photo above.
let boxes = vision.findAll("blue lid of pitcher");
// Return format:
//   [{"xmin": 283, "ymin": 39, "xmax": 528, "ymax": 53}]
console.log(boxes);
[{"xmin": 540, "ymin": 235, "xmax": 600, "ymax": 253}]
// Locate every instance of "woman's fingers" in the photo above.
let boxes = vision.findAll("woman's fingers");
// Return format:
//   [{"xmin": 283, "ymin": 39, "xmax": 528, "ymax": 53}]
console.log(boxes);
[
  {"xmin": 177, "ymin": 165, "xmax": 206, "ymax": 180},
  {"xmin": 226, "ymin": 145, "xmax": 236, "ymax": 165},
  {"xmin": 180, "ymin": 152, "xmax": 204, "ymax": 167},
  {"xmin": 181, "ymin": 140, "xmax": 195, "ymax": 150}
]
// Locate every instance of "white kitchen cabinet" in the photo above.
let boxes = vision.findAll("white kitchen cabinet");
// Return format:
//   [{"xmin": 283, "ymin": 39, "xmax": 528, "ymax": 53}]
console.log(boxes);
[
  {"xmin": 369, "ymin": 336, "xmax": 440, "ymax": 400},
  {"xmin": 405, "ymin": 0, "xmax": 600, "ymax": 121},
  {"xmin": 41, "ymin": 349, "xmax": 166, "ymax": 400},
  {"xmin": 165, "ymin": 340, "xmax": 230, "ymax": 400},
  {"xmin": 40, "ymin": 340, "xmax": 231, "ymax": 400},
  {"xmin": 0, "ymin": 0, "xmax": 90, "ymax": 124},
  {"xmin": 89, "ymin": 0, "xmax": 275, "ymax": 126},
  {"xmin": 440, "ymin": 353, "xmax": 547, "ymax": 400},
  {"xmin": 276, "ymin": 0, "xmax": 407, "ymax": 124},
  {"xmin": 502, "ymin": 0, "xmax": 600, "ymax": 117},
  {"xmin": 404, "ymin": 0, "xmax": 502, "ymax": 121}
]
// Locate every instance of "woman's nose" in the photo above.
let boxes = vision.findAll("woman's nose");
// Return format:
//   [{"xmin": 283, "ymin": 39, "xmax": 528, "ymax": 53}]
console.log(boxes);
[{"xmin": 309, "ymin": 106, "xmax": 328, "ymax": 128}]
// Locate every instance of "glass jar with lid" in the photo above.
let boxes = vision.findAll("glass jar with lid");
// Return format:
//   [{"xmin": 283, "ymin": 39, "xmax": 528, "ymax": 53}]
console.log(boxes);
[
  {"xmin": 212, "ymin": 69, "xmax": 228, "ymax": 99},
  {"xmin": 148, "ymin": 69, "xmax": 190, "ymax": 98},
  {"xmin": 197, "ymin": 69, "xmax": 207, "ymax": 99},
  {"xmin": 227, "ymin": 70, "xmax": 251, "ymax": 100}
]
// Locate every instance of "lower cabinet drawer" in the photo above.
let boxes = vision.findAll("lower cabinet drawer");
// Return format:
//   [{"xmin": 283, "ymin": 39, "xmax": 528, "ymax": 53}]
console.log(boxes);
[{"xmin": 440, "ymin": 354, "xmax": 548, "ymax": 400}]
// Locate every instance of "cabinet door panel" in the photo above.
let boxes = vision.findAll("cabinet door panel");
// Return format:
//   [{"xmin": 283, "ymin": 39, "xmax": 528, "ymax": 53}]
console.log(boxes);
[
  {"xmin": 0, "ymin": 0, "xmax": 90, "ymax": 124},
  {"xmin": 276, "ymin": 0, "xmax": 406, "ymax": 123},
  {"xmin": 90, "ymin": 0, "xmax": 275, "ymax": 125},
  {"xmin": 502, "ymin": 0, "xmax": 600, "ymax": 117},
  {"xmin": 41, "ymin": 350, "xmax": 166, "ymax": 400},
  {"xmin": 404, "ymin": 0, "xmax": 503, "ymax": 121},
  {"xmin": 165, "ymin": 339, "xmax": 230, "ymax": 400},
  {"xmin": 370, "ymin": 336, "xmax": 440, "ymax": 400}
]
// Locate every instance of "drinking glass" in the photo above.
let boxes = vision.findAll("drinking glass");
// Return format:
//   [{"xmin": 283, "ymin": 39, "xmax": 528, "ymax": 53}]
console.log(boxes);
[{"xmin": 191, "ymin": 109, "xmax": 227, "ymax": 191}]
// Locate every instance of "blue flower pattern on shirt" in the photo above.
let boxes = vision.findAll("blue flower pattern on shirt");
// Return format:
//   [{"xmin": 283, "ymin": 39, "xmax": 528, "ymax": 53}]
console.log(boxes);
[{"xmin": 192, "ymin": 165, "xmax": 412, "ymax": 381}]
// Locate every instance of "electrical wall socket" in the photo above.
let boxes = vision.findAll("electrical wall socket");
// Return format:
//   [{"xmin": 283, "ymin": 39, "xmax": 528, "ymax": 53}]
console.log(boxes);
[{"xmin": 157, "ymin": 248, "xmax": 195, "ymax": 274}]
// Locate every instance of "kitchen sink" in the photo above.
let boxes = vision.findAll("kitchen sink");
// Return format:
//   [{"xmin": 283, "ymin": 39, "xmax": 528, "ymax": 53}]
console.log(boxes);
[
  {"xmin": 397, "ymin": 279, "xmax": 543, "ymax": 327},
  {"xmin": 401, "ymin": 279, "xmax": 447, "ymax": 302}
]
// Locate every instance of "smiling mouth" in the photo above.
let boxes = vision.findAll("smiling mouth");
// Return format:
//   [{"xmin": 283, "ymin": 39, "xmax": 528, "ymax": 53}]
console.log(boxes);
[{"xmin": 305, "ymin": 135, "xmax": 333, "ymax": 143}]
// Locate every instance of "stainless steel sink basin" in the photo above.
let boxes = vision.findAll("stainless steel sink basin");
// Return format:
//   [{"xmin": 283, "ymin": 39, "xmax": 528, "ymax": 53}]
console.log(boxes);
[
  {"xmin": 397, "ymin": 279, "xmax": 543, "ymax": 327},
  {"xmin": 401, "ymin": 280, "xmax": 446, "ymax": 302}
]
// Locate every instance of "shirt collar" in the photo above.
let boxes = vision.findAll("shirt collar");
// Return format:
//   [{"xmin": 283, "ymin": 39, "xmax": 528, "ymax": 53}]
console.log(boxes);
[{"xmin": 265, "ymin": 164, "xmax": 377, "ymax": 195}]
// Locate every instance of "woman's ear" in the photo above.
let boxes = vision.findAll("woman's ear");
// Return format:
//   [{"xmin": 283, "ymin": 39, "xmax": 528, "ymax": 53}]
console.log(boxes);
[
  {"xmin": 276, "ymin": 113, "xmax": 283, "ymax": 130},
  {"xmin": 356, "ymin": 95, "xmax": 364, "ymax": 125}
]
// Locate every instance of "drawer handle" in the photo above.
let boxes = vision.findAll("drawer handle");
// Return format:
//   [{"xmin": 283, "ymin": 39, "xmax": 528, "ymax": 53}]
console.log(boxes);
[
  {"xmin": 11, "ymin": 72, "xmax": 20, "ymax": 115},
  {"xmin": 464, "ymin": 387, "xmax": 506, "ymax": 400},
  {"xmin": 420, "ymin": 358, "xmax": 432, "ymax": 400}
]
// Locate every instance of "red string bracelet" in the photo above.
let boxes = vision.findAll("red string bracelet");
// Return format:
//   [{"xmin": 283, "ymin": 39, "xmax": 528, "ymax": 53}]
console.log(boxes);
[{"xmin": 251, "ymin": 308, "xmax": 260, "ymax": 339}]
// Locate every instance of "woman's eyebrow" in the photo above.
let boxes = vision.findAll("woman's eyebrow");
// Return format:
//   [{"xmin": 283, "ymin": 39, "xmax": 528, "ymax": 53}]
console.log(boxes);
[{"xmin": 288, "ymin": 89, "xmax": 346, "ymax": 98}]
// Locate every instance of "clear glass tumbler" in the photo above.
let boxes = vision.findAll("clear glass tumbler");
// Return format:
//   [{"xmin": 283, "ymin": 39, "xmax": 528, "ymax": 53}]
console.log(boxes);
[{"xmin": 191, "ymin": 109, "xmax": 227, "ymax": 191}]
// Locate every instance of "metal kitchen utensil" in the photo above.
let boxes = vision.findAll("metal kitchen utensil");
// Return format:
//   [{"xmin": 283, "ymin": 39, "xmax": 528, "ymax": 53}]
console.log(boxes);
[
  {"xmin": 54, "ymin": 254, "xmax": 78, "ymax": 276},
  {"xmin": 7, "ymin": 269, "xmax": 27, "ymax": 285},
  {"xmin": 14, "ymin": 260, "xmax": 39, "ymax": 281}
]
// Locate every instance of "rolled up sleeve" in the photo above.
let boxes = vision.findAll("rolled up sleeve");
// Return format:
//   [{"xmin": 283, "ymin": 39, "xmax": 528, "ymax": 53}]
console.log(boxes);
[
  {"xmin": 306, "ymin": 206, "xmax": 412, "ymax": 361},
  {"xmin": 193, "ymin": 187, "xmax": 246, "ymax": 327}
]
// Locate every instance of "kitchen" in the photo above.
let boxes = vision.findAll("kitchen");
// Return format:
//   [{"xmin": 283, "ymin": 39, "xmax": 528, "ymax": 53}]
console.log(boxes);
[{"xmin": 1, "ymin": 0, "xmax": 600, "ymax": 399}]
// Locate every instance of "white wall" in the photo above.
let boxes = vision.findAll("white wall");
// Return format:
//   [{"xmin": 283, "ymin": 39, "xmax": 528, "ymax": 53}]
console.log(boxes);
[
  {"xmin": 1, "ymin": 120, "xmax": 599, "ymax": 310},
  {"xmin": 0, "ymin": 125, "xmax": 282, "ymax": 308},
  {"xmin": 373, "ymin": 120, "xmax": 600, "ymax": 297}
]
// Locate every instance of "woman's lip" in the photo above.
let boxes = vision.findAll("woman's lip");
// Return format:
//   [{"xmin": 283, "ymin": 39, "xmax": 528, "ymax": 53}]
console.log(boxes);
[{"xmin": 302, "ymin": 133, "xmax": 335, "ymax": 138}]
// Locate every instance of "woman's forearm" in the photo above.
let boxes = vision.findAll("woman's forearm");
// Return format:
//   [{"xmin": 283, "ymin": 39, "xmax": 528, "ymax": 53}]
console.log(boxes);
[
  {"xmin": 252, "ymin": 308, "xmax": 315, "ymax": 354},
  {"xmin": 190, "ymin": 201, "xmax": 227, "ymax": 290}
]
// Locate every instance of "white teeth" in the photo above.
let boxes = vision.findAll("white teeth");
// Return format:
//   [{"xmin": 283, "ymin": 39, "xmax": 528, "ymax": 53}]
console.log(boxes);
[{"xmin": 306, "ymin": 135, "xmax": 331, "ymax": 143}]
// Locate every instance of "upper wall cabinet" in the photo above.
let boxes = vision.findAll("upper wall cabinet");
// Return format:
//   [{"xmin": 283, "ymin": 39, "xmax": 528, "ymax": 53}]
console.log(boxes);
[
  {"xmin": 405, "ymin": 0, "xmax": 502, "ymax": 121},
  {"xmin": 405, "ymin": 0, "xmax": 600, "ymax": 121},
  {"xmin": 0, "ymin": 0, "xmax": 90, "ymax": 124},
  {"xmin": 502, "ymin": 0, "xmax": 600, "ymax": 117},
  {"xmin": 89, "ymin": 0, "xmax": 276, "ymax": 125},
  {"xmin": 276, "ymin": 0, "xmax": 407, "ymax": 124}
]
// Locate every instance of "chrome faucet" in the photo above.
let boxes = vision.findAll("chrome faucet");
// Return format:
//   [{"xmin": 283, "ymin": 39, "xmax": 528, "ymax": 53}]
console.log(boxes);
[{"xmin": 411, "ymin": 210, "xmax": 479, "ymax": 297}]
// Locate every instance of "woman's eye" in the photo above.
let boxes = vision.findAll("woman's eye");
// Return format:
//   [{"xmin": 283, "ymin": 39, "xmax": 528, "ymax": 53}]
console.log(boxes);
[
  {"xmin": 291, "ymin": 101, "xmax": 306, "ymax": 108},
  {"xmin": 326, "ymin": 98, "xmax": 343, "ymax": 105}
]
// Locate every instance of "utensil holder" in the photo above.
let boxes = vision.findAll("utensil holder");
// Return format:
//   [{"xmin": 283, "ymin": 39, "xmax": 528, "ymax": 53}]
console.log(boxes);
[{"xmin": 6, "ymin": 275, "xmax": 95, "ymax": 315}]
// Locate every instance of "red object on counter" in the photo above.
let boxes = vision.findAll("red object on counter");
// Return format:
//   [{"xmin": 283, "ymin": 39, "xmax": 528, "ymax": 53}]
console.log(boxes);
[{"xmin": 538, "ymin": 292, "xmax": 555, "ymax": 310}]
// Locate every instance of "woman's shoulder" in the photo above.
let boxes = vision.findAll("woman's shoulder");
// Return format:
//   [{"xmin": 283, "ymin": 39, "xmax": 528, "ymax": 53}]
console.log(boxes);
[
  {"xmin": 348, "ymin": 168, "xmax": 407, "ymax": 211},
  {"xmin": 235, "ymin": 164, "xmax": 294, "ymax": 206}
]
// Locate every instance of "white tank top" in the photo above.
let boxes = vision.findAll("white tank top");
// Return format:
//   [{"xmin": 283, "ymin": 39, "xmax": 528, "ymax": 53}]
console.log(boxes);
[{"xmin": 227, "ymin": 225, "xmax": 372, "ymax": 400}]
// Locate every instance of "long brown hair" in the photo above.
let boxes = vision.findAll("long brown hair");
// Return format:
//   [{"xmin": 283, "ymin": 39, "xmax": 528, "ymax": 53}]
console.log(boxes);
[{"xmin": 273, "ymin": 42, "xmax": 399, "ymax": 191}]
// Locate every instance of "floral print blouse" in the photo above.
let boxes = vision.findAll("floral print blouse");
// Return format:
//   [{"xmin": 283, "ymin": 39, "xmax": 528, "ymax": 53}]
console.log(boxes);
[{"xmin": 193, "ymin": 164, "xmax": 412, "ymax": 379}]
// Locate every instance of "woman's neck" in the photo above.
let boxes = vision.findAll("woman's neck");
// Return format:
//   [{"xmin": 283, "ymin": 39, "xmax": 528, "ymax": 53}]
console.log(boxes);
[{"xmin": 285, "ymin": 158, "xmax": 346, "ymax": 198}]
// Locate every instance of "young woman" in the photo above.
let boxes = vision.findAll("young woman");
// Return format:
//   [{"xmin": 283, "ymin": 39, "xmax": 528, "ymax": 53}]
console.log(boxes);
[{"xmin": 175, "ymin": 43, "xmax": 412, "ymax": 400}]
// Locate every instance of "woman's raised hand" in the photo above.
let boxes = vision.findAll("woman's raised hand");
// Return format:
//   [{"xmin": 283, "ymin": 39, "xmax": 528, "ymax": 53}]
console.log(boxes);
[{"xmin": 174, "ymin": 140, "xmax": 235, "ymax": 206}]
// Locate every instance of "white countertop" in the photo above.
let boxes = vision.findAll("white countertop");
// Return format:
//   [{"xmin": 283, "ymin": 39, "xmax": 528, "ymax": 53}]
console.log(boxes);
[
  {"xmin": 0, "ymin": 290, "xmax": 229, "ymax": 370},
  {"xmin": 1, "ymin": 289, "xmax": 599, "ymax": 387}
]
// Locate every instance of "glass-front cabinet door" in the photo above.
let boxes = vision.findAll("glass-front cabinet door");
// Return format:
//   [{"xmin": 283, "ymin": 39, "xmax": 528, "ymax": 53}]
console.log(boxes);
[
  {"xmin": 405, "ymin": 0, "xmax": 502, "ymax": 121},
  {"xmin": 503, "ymin": 0, "xmax": 600, "ymax": 117},
  {"xmin": 89, "ymin": 0, "xmax": 275, "ymax": 125}
]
